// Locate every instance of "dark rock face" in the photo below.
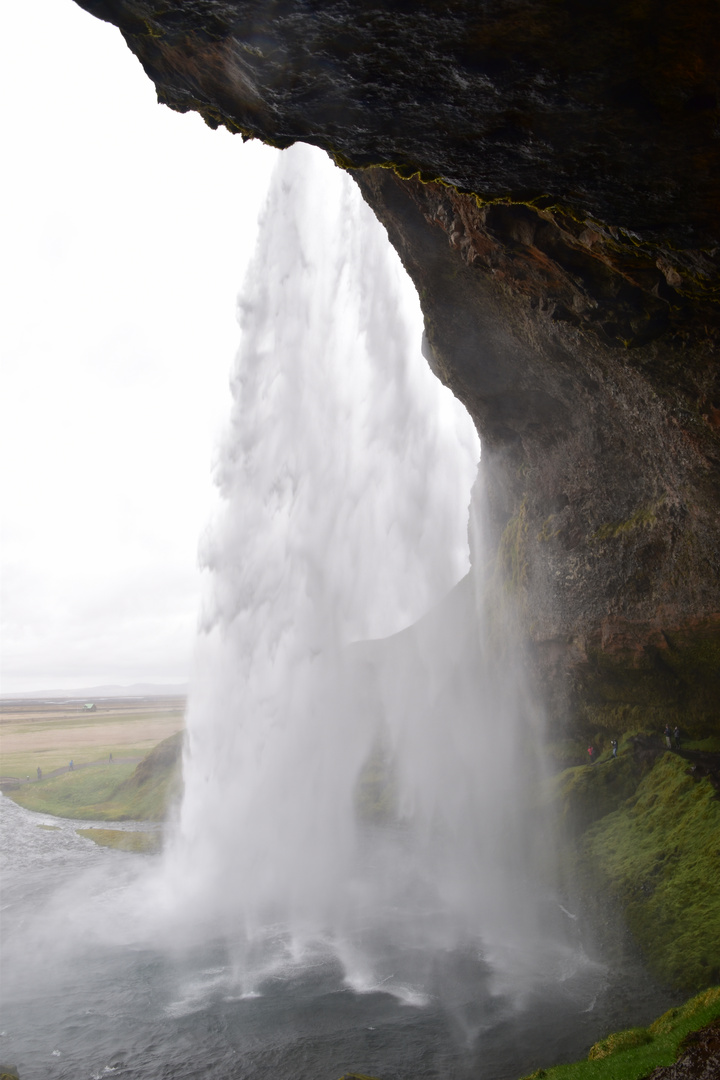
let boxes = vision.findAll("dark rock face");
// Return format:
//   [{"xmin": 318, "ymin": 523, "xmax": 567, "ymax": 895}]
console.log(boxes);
[
  {"xmin": 74, "ymin": 0, "xmax": 720, "ymax": 743},
  {"xmin": 354, "ymin": 167, "xmax": 720, "ymax": 742}
]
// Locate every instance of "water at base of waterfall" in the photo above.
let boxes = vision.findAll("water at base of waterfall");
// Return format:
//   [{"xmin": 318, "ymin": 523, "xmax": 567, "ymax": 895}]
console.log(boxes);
[{"xmin": 0, "ymin": 797, "xmax": 677, "ymax": 1080}]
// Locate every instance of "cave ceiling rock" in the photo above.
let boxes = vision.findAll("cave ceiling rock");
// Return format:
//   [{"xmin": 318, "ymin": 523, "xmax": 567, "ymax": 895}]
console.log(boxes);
[{"xmin": 74, "ymin": 0, "xmax": 720, "ymax": 738}]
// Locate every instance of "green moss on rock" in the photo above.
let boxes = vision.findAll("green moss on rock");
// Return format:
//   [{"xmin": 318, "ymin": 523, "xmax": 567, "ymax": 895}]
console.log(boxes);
[
  {"xmin": 587, "ymin": 1027, "xmax": 653, "ymax": 1060},
  {"xmin": 498, "ymin": 497, "xmax": 530, "ymax": 594},
  {"xmin": 577, "ymin": 753, "xmax": 720, "ymax": 989},
  {"xmin": 547, "ymin": 752, "xmax": 643, "ymax": 837},
  {"xmin": 591, "ymin": 499, "xmax": 664, "ymax": 542}
]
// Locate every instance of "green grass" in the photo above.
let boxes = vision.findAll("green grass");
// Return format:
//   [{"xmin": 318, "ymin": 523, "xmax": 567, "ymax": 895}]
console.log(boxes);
[
  {"xmin": 576, "ymin": 752, "xmax": 720, "ymax": 989},
  {"xmin": 520, "ymin": 986, "xmax": 720, "ymax": 1079},
  {"xmin": 12, "ymin": 709, "xmax": 182, "ymax": 736},
  {"xmin": 0, "ymin": 701, "xmax": 184, "ymax": 777},
  {"xmin": 682, "ymin": 735, "xmax": 720, "ymax": 753},
  {"xmin": 0, "ymin": 745, "xmax": 148, "ymax": 779},
  {"xmin": 9, "ymin": 763, "xmax": 138, "ymax": 817},
  {"xmin": 548, "ymin": 750, "xmax": 642, "ymax": 837},
  {"xmin": 105, "ymin": 732, "xmax": 183, "ymax": 820},
  {"xmin": 77, "ymin": 828, "xmax": 162, "ymax": 854},
  {"xmin": 7, "ymin": 733, "xmax": 183, "ymax": 822}
]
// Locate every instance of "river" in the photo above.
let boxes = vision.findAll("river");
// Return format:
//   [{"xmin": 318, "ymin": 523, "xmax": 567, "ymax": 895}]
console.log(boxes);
[{"xmin": 0, "ymin": 794, "xmax": 677, "ymax": 1080}]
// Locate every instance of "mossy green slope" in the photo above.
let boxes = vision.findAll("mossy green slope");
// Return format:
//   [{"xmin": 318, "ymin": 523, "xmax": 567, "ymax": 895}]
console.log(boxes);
[
  {"xmin": 576, "ymin": 753, "xmax": 720, "ymax": 989},
  {"xmin": 8, "ymin": 732, "xmax": 183, "ymax": 822},
  {"xmin": 549, "ymin": 749, "xmax": 642, "ymax": 837},
  {"xmin": 104, "ymin": 731, "xmax": 183, "ymax": 820},
  {"xmin": 519, "ymin": 986, "xmax": 720, "ymax": 1080}
]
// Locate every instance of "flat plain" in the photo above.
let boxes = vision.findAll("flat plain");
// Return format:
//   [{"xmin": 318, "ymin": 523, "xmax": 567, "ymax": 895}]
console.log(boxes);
[{"xmin": 0, "ymin": 695, "xmax": 185, "ymax": 778}]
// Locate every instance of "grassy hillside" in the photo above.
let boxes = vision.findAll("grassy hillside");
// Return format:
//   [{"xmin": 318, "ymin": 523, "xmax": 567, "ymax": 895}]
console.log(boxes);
[
  {"xmin": 519, "ymin": 986, "xmax": 720, "ymax": 1080},
  {"xmin": 8, "ymin": 732, "xmax": 183, "ymax": 822},
  {"xmin": 76, "ymin": 828, "xmax": 162, "ymax": 854},
  {"xmin": 576, "ymin": 753, "xmax": 720, "ymax": 989},
  {"xmin": 550, "ymin": 741, "xmax": 720, "ymax": 991}
]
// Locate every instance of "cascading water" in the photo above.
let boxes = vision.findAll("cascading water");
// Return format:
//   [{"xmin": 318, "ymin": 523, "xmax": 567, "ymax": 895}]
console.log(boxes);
[
  {"xmin": 0, "ymin": 142, "xmax": 678, "ymax": 1080},
  {"xmin": 161, "ymin": 143, "xmax": 556, "ymax": 1002}
]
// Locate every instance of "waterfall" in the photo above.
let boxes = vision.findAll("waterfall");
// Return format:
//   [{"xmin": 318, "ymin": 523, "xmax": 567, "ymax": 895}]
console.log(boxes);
[{"xmin": 162, "ymin": 143, "xmax": 555, "ymax": 1002}]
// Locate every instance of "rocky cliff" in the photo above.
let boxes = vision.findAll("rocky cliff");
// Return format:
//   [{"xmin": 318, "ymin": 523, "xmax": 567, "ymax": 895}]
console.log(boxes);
[{"xmin": 75, "ymin": 0, "xmax": 720, "ymax": 747}]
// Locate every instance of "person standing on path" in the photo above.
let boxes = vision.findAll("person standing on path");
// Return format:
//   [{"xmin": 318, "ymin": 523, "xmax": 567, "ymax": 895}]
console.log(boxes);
[
  {"xmin": 674, "ymin": 726, "xmax": 681, "ymax": 748},
  {"xmin": 664, "ymin": 724, "xmax": 672, "ymax": 749},
  {"xmin": 611, "ymin": 739, "xmax": 618, "ymax": 758},
  {"xmin": 69, "ymin": 760, "xmax": 73, "ymax": 771},
  {"xmin": 36, "ymin": 766, "xmax": 42, "ymax": 780}
]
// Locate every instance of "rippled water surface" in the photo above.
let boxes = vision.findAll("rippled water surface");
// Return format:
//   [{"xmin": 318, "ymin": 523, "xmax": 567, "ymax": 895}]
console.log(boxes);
[{"xmin": 0, "ymin": 795, "xmax": 678, "ymax": 1080}]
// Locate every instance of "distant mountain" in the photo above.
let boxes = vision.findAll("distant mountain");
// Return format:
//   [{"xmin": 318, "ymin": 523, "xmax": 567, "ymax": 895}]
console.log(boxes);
[{"xmin": 1, "ymin": 683, "xmax": 188, "ymax": 701}]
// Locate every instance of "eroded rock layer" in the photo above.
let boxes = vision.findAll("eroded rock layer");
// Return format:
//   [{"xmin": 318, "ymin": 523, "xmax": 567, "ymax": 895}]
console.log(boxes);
[
  {"xmin": 75, "ymin": 0, "xmax": 720, "ymax": 744},
  {"xmin": 354, "ymin": 167, "xmax": 720, "ymax": 744}
]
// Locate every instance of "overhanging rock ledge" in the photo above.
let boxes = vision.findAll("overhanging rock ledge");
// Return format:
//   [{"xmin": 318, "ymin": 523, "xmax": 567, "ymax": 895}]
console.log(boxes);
[{"xmin": 75, "ymin": 0, "xmax": 720, "ymax": 748}]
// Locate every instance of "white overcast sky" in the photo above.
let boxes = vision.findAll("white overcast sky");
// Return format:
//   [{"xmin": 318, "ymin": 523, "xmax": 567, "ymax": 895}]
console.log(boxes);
[{"xmin": 0, "ymin": 0, "xmax": 278, "ymax": 693}]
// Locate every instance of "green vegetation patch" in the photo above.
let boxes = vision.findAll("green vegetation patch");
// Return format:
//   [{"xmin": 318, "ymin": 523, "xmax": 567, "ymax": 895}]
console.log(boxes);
[
  {"xmin": 592, "ymin": 499, "xmax": 663, "ymax": 542},
  {"xmin": 355, "ymin": 740, "xmax": 397, "ymax": 824},
  {"xmin": 8, "ymin": 733, "xmax": 183, "ymax": 822},
  {"xmin": 77, "ymin": 828, "xmax": 162, "ymax": 854},
  {"xmin": 547, "ymin": 752, "xmax": 642, "ymax": 837},
  {"xmin": 498, "ymin": 497, "xmax": 529, "ymax": 594},
  {"xmin": 103, "ymin": 732, "xmax": 183, "ymax": 820},
  {"xmin": 520, "ymin": 986, "xmax": 720, "ymax": 1080},
  {"xmin": 9, "ymin": 763, "xmax": 137, "ymax": 818},
  {"xmin": 576, "ymin": 753, "xmax": 720, "ymax": 989},
  {"xmin": 586, "ymin": 1027, "xmax": 653, "ymax": 1060},
  {"xmin": 0, "ymin": 699, "xmax": 184, "ymax": 777}
]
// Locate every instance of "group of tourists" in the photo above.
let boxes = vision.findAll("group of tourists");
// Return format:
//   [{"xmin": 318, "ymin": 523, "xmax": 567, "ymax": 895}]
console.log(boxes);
[
  {"xmin": 32, "ymin": 754, "xmax": 116, "ymax": 781},
  {"xmin": 664, "ymin": 724, "xmax": 681, "ymax": 749},
  {"xmin": 586, "ymin": 725, "xmax": 682, "ymax": 766}
]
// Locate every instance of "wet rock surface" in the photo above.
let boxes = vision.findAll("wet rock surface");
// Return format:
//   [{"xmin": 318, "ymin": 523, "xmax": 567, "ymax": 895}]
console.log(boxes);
[
  {"xmin": 355, "ymin": 166, "xmax": 720, "ymax": 741},
  {"xmin": 74, "ymin": 3, "xmax": 720, "ymax": 234},
  {"xmin": 73, "ymin": 0, "xmax": 720, "ymax": 738}
]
